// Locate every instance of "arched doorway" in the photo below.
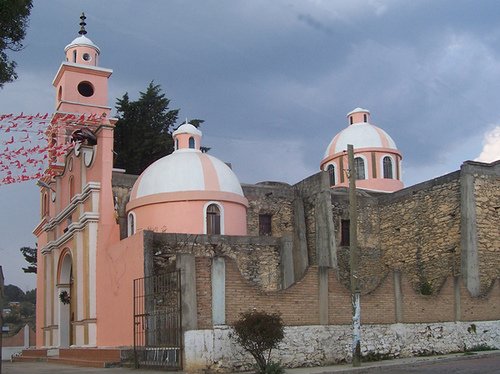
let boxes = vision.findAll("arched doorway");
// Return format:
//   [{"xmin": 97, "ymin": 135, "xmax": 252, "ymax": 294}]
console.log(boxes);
[{"xmin": 57, "ymin": 250, "xmax": 74, "ymax": 347}]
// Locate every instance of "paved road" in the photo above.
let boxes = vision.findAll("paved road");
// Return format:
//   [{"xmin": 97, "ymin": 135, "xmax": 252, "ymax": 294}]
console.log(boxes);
[
  {"xmin": 324, "ymin": 352, "xmax": 500, "ymax": 374},
  {"xmin": 1, "ymin": 361, "xmax": 156, "ymax": 374}
]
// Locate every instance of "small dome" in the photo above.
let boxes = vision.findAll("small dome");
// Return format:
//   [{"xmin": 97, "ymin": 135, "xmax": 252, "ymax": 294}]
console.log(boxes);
[
  {"xmin": 64, "ymin": 35, "xmax": 100, "ymax": 54},
  {"xmin": 173, "ymin": 123, "xmax": 202, "ymax": 137},
  {"xmin": 324, "ymin": 122, "xmax": 397, "ymax": 158},
  {"xmin": 131, "ymin": 126, "xmax": 243, "ymax": 200},
  {"xmin": 346, "ymin": 107, "xmax": 370, "ymax": 117}
]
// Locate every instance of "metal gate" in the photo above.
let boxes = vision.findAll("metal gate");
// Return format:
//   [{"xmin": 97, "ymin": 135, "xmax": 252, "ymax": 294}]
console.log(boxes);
[{"xmin": 133, "ymin": 270, "xmax": 182, "ymax": 369}]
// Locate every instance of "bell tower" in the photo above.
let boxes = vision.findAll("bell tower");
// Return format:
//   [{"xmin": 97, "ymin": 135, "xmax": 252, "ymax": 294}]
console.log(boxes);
[{"xmin": 52, "ymin": 13, "xmax": 112, "ymax": 117}]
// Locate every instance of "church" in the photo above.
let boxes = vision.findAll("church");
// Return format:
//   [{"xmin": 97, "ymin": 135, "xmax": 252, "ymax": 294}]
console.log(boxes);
[{"xmin": 27, "ymin": 15, "xmax": 499, "ymax": 371}]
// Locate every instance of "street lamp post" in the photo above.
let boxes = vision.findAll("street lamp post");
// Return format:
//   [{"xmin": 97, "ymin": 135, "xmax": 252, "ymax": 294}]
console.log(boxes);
[{"xmin": 347, "ymin": 144, "xmax": 361, "ymax": 367}]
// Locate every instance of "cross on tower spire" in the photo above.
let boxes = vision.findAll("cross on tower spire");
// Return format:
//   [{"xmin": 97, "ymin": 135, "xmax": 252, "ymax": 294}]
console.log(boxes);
[{"xmin": 79, "ymin": 12, "xmax": 87, "ymax": 35}]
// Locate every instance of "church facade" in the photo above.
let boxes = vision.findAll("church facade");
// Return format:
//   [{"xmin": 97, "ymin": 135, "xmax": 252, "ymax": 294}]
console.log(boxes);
[{"xmin": 32, "ymin": 17, "xmax": 499, "ymax": 371}]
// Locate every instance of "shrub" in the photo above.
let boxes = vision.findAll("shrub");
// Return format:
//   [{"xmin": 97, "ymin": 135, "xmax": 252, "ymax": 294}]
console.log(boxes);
[{"xmin": 231, "ymin": 310, "xmax": 285, "ymax": 374}]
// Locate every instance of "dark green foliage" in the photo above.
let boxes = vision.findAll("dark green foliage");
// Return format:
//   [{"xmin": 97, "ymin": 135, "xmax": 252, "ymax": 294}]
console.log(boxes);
[
  {"xmin": 20, "ymin": 246, "xmax": 37, "ymax": 273},
  {"xmin": 19, "ymin": 301, "xmax": 34, "ymax": 317},
  {"xmin": 419, "ymin": 280, "xmax": 433, "ymax": 295},
  {"xmin": 113, "ymin": 81, "xmax": 206, "ymax": 175},
  {"xmin": 0, "ymin": 0, "xmax": 33, "ymax": 88},
  {"xmin": 1, "ymin": 286, "xmax": 36, "ymax": 332},
  {"xmin": 262, "ymin": 361, "xmax": 284, "ymax": 374},
  {"xmin": 232, "ymin": 310, "xmax": 285, "ymax": 374},
  {"xmin": 24, "ymin": 289, "xmax": 36, "ymax": 304},
  {"xmin": 464, "ymin": 344, "xmax": 496, "ymax": 352},
  {"xmin": 3, "ymin": 284, "xmax": 25, "ymax": 302}
]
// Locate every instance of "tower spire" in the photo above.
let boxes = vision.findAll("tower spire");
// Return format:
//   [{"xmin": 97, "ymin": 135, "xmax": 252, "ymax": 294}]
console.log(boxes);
[{"xmin": 79, "ymin": 12, "xmax": 87, "ymax": 35}]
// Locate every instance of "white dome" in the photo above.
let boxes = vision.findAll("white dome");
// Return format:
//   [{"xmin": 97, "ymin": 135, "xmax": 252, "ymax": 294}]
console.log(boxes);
[
  {"xmin": 130, "ymin": 150, "xmax": 244, "ymax": 200},
  {"xmin": 324, "ymin": 122, "xmax": 398, "ymax": 158},
  {"xmin": 173, "ymin": 123, "xmax": 202, "ymax": 137},
  {"xmin": 64, "ymin": 35, "xmax": 100, "ymax": 53}
]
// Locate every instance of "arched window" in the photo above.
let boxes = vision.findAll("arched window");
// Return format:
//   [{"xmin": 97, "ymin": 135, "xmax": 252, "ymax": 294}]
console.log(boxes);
[
  {"xmin": 175, "ymin": 138, "xmax": 179, "ymax": 150},
  {"xmin": 73, "ymin": 50, "xmax": 77, "ymax": 63},
  {"xmin": 383, "ymin": 156, "xmax": 393, "ymax": 179},
  {"xmin": 206, "ymin": 204, "xmax": 221, "ymax": 234},
  {"xmin": 363, "ymin": 114, "xmax": 367, "ymax": 122},
  {"xmin": 188, "ymin": 137, "xmax": 195, "ymax": 149},
  {"xmin": 327, "ymin": 164, "xmax": 335, "ymax": 186},
  {"xmin": 127, "ymin": 212, "xmax": 136, "ymax": 236},
  {"xmin": 354, "ymin": 157, "xmax": 365, "ymax": 180}
]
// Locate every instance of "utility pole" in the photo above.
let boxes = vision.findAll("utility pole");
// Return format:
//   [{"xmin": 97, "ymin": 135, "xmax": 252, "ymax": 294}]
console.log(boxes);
[{"xmin": 347, "ymin": 144, "xmax": 361, "ymax": 367}]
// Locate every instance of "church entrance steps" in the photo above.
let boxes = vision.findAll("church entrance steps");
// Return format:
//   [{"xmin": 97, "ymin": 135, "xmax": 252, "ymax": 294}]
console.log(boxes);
[
  {"xmin": 14, "ymin": 347, "xmax": 129, "ymax": 368},
  {"xmin": 47, "ymin": 348, "xmax": 125, "ymax": 368},
  {"xmin": 12, "ymin": 348, "xmax": 49, "ymax": 362}
]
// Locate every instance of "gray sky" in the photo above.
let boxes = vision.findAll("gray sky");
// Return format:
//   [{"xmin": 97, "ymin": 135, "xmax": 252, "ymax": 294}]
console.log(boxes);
[{"xmin": 1, "ymin": 0, "xmax": 499, "ymax": 290}]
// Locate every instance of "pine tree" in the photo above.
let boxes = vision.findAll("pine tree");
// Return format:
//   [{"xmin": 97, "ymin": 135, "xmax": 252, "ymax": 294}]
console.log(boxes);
[
  {"xmin": 113, "ymin": 82, "xmax": 205, "ymax": 175},
  {"xmin": 20, "ymin": 246, "xmax": 36, "ymax": 274},
  {"xmin": 0, "ymin": 0, "xmax": 33, "ymax": 88}
]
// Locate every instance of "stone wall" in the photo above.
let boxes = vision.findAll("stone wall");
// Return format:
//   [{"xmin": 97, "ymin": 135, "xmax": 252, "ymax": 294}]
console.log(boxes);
[
  {"xmin": 183, "ymin": 320, "xmax": 500, "ymax": 372},
  {"xmin": 243, "ymin": 182, "xmax": 294, "ymax": 237},
  {"xmin": 148, "ymin": 232, "xmax": 282, "ymax": 291},
  {"xmin": 111, "ymin": 172, "xmax": 137, "ymax": 239},
  {"xmin": 377, "ymin": 172, "xmax": 462, "ymax": 293},
  {"xmin": 474, "ymin": 168, "xmax": 500, "ymax": 291}
]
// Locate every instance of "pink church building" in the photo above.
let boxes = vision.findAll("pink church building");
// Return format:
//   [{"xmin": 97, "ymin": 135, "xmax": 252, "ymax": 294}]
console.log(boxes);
[{"xmin": 26, "ymin": 13, "xmax": 499, "ymax": 372}]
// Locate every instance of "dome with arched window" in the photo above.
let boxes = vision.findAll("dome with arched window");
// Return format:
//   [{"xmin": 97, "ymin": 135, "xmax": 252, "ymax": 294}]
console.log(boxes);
[
  {"xmin": 320, "ymin": 108, "xmax": 404, "ymax": 193},
  {"xmin": 127, "ymin": 123, "xmax": 248, "ymax": 236}
]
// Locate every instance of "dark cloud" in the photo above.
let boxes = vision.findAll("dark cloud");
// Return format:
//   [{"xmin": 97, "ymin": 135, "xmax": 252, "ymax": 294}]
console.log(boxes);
[{"xmin": 1, "ymin": 0, "xmax": 499, "ymax": 288}]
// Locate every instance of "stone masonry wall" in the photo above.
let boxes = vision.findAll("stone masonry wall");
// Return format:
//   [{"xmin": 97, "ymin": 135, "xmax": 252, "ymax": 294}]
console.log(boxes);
[
  {"xmin": 377, "ymin": 172, "xmax": 462, "ymax": 293},
  {"xmin": 183, "ymin": 321, "xmax": 500, "ymax": 372},
  {"xmin": 150, "ymin": 233, "xmax": 282, "ymax": 291},
  {"xmin": 474, "ymin": 172, "xmax": 500, "ymax": 291},
  {"xmin": 111, "ymin": 172, "xmax": 138, "ymax": 239},
  {"xmin": 243, "ymin": 182, "xmax": 294, "ymax": 237}
]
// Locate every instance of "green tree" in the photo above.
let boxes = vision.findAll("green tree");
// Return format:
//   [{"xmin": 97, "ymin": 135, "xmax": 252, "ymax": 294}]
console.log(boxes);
[
  {"xmin": 113, "ymin": 82, "xmax": 205, "ymax": 175},
  {"xmin": 20, "ymin": 246, "xmax": 36, "ymax": 274},
  {"xmin": 232, "ymin": 310, "xmax": 285, "ymax": 374},
  {"xmin": 24, "ymin": 288, "xmax": 36, "ymax": 304},
  {"xmin": 0, "ymin": 0, "xmax": 33, "ymax": 88},
  {"xmin": 3, "ymin": 284, "xmax": 25, "ymax": 302}
]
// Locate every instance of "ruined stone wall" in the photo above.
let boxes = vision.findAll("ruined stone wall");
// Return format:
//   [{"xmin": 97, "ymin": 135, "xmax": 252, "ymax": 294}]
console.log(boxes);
[
  {"xmin": 149, "ymin": 233, "xmax": 282, "ymax": 291},
  {"xmin": 243, "ymin": 182, "xmax": 294, "ymax": 237},
  {"xmin": 333, "ymin": 191, "xmax": 386, "ymax": 292},
  {"xmin": 111, "ymin": 172, "xmax": 138, "ymax": 239},
  {"xmin": 377, "ymin": 172, "xmax": 462, "ymax": 293},
  {"xmin": 474, "ymin": 172, "xmax": 500, "ymax": 290}
]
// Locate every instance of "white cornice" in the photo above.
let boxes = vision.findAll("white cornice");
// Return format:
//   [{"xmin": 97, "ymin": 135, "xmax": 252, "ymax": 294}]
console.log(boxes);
[
  {"xmin": 43, "ymin": 182, "xmax": 101, "ymax": 231},
  {"xmin": 41, "ymin": 212, "xmax": 100, "ymax": 254}
]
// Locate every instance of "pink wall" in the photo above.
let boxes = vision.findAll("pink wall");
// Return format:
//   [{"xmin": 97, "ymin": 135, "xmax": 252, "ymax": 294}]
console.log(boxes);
[
  {"xmin": 96, "ymin": 231, "xmax": 145, "ymax": 346},
  {"xmin": 55, "ymin": 70, "xmax": 109, "ymax": 111},
  {"xmin": 321, "ymin": 147, "xmax": 403, "ymax": 192},
  {"xmin": 132, "ymin": 199, "xmax": 247, "ymax": 235}
]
